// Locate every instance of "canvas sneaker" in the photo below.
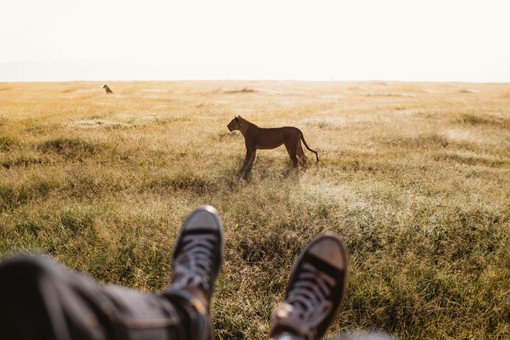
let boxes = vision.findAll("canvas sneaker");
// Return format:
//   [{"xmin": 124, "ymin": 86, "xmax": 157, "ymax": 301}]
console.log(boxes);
[
  {"xmin": 270, "ymin": 235, "xmax": 349, "ymax": 340},
  {"xmin": 169, "ymin": 205, "xmax": 224, "ymax": 311}
]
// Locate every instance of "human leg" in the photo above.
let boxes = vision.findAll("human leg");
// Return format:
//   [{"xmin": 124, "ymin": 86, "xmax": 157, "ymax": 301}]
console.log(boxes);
[
  {"xmin": 164, "ymin": 204, "xmax": 224, "ymax": 339},
  {"xmin": 0, "ymin": 255, "xmax": 106, "ymax": 340},
  {"xmin": 0, "ymin": 205, "xmax": 224, "ymax": 340},
  {"xmin": 0, "ymin": 254, "xmax": 184, "ymax": 340},
  {"xmin": 269, "ymin": 235, "xmax": 349, "ymax": 340}
]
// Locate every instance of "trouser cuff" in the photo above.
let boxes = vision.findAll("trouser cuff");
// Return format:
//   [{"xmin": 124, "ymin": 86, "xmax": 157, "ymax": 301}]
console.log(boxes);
[{"xmin": 163, "ymin": 290, "xmax": 212, "ymax": 340}]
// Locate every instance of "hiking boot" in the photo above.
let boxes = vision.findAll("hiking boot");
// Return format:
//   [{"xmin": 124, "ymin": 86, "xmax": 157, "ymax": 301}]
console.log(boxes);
[
  {"xmin": 168, "ymin": 205, "xmax": 224, "ymax": 311},
  {"xmin": 270, "ymin": 235, "xmax": 349, "ymax": 340}
]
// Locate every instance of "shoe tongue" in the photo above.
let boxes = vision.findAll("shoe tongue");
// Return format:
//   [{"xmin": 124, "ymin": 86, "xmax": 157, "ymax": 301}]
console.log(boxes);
[{"xmin": 308, "ymin": 239, "xmax": 345, "ymax": 270}]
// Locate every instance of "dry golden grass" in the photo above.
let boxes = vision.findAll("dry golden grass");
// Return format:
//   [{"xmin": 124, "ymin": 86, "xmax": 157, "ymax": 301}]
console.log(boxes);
[{"xmin": 1, "ymin": 81, "xmax": 509, "ymax": 339}]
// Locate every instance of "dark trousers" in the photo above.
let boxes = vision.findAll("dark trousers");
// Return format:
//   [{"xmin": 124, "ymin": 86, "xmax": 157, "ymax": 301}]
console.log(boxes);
[{"xmin": 0, "ymin": 255, "xmax": 210, "ymax": 340}]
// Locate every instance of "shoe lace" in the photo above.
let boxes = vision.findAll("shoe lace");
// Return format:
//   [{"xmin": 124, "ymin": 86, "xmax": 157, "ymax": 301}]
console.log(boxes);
[
  {"xmin": 280, "ymin": 262, "xmax": 336, "ymax": 337},
  {"xmin": 171, "ymin": 233, "xmax": 217, "ymax": 292}
]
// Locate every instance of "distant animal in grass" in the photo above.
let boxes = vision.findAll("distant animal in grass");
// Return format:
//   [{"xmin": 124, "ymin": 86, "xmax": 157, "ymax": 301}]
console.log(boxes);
[
  {"xmin": 227, "ymin": 116, "xmax": 319, "ymax": 173},
  {"xmin": 103, "ymin": 85, "xmax": 113, "ymax": 94}
]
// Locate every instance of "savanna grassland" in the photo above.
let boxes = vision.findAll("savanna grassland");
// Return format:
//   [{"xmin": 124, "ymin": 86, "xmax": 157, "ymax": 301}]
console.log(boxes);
[{"xmin": 0, "ymin": 81, "xmax": 509, "ymax": 339}]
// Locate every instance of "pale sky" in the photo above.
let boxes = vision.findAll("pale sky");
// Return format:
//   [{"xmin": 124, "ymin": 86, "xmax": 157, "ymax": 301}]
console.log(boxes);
[{"xmin": 0, "ymin": 0, "xmax": 509, "ymax": 82}]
